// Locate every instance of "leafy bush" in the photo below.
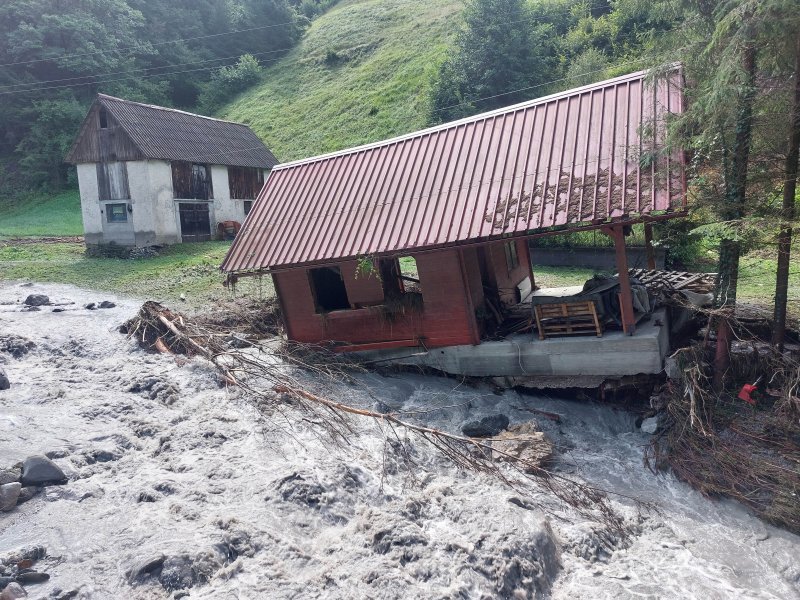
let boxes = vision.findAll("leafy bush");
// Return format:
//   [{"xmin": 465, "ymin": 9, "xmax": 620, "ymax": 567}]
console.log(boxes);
[{"xmin": 199, "ymin": 55, "xmax": 264, "ymax": 112}]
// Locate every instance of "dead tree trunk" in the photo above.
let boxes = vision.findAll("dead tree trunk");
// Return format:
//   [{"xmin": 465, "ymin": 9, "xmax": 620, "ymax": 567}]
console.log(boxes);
[{"xmin": 772, "ymin": 35, "xmax": 800, "ymax": 350}]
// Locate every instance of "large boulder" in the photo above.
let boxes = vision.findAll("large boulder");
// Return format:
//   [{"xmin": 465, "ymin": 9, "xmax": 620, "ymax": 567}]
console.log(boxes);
[
  {"xmin": 20, "ymin": 456, "xmax": 66, "ymax": 486},
  {"xmin": 0, "ymin": 468, "xmax": 20, "ymax": 486},
  {"xmin": 461, "ymin": 414, "xmax": 510, "ymax": 438},
  {"xmin": 492, "ymin": 422, "xmax": 554, "ymax": 471},
  {"xmin": 0, "ymin": 582, "xmax": 27, "ymax": 599},
  {"xmin": 0, "ymin": 483, "xmax": 21, "ymax": 511},
  {"xmin": 23, "ymin": 295, "xmax": 49, "ymax": 307},
  {"xmin": 0, "ymin": 369, "xmax": 9, "ymax": 391}
]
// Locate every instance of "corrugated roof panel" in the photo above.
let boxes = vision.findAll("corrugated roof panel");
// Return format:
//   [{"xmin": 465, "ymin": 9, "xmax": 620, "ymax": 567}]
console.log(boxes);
[
  {"xmin": 67, "ymin": 94, "xmax": 278, "ymax": 169},
  {"xmin": 222, "ymin": 67, "xmax": 686, "ymax": 273}
]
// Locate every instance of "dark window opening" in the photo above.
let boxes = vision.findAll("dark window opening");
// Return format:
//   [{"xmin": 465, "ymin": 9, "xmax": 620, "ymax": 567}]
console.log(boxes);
[
  {"xmin": 229, "ymin": 166, "xmax": 264, "ymax": 199},
  {"xmin": 243, "ymin": 200, "xmax": 253, "ymax": 216},
  {"xmin": 309, "ymin": 267, "xmax": 350, "ymax": 312},
  {"xmin": 172, "ymin": 161, "xmax": 213, "ymax": 199},
  {"xmin": 106, "ymin": 203, "xmax": 128, "ymax": 223},
  {"xmin": 96, "ymin": 161, "xmax": 130, "ymax": 200},
  {"xmin": 504, "ymin": 241, "xmax": 519, "ymax": 272},
  {"xmin": 99, "ymin": 108, "xmax": 108, "ymax": 129}
]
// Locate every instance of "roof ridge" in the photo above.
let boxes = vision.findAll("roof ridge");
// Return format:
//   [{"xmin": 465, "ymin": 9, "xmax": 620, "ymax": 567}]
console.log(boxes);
[
  {"xmin": 272, "ymin": 66, "xmax": 677, "ymax": 171},
  {"xmin": 97, "ymin": 93, "xmax": 250, "ymax": 127}
]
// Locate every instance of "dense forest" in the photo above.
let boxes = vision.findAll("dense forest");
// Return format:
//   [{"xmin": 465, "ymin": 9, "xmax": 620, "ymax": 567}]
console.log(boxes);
[{"xmin": 0, "ymin": 0, "xmax": 333, "ymax": 194}]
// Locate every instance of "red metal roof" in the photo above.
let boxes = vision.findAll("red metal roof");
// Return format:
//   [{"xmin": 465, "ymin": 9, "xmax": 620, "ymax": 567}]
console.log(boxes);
[{"xmin": 222, "ymin": 67, "xmax": 685, "ymax": 274}]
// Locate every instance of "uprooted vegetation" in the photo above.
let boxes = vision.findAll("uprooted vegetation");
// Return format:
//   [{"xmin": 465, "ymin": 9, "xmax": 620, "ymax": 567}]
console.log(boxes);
[
  {"xmin": 646, "ymin": 311, "xmax": 800, "ymax": 535},
  {"xmin": 121, "ymin": 300, "xmax": 651, "ymax": 536}
]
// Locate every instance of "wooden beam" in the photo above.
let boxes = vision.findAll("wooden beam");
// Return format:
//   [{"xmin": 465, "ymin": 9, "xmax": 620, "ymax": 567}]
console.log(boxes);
[
  {"xmin": 607, "ymin": 225, "xmax": 636, "ymax": 335},
  {"xmin": 644, "ymin": 223, "xmax": 656, "ymax": 270}
]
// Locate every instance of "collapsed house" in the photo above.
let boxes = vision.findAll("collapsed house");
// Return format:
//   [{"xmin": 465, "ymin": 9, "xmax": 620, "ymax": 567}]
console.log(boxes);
[
  {"xmin": 66, "ymin": 94, "xmax": 278, "ymax": 247},
  {"xmin": 222, "ymin": 68, "xmax": 689, "ymax": 379}
]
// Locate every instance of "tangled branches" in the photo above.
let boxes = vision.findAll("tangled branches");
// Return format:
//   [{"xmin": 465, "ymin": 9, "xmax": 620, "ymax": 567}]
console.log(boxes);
[
  {"xmin": 122, "ymin": 301, "xmax": 640, "ymax": 535},
  {"xmin": 646, "ymin": 341, "xmax": 800, "ymax": 534}
]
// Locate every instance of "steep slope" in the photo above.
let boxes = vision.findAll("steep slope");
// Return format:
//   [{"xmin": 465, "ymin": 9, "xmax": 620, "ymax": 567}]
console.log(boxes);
[{"xmin": 221, "ymin": 0, "xmax": 463, "ymax": 162}]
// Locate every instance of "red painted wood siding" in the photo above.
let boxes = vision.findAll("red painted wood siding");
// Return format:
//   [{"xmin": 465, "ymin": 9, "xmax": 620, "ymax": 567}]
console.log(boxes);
[{"xmin": 274, "ymin": 249, "xmax": 479, "ymax": 348}]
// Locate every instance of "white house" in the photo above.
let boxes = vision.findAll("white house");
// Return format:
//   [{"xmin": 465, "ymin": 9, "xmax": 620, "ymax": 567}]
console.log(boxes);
[{"xmin": 66, "ymin": 94, "xmax": 278, "ymax": 247}]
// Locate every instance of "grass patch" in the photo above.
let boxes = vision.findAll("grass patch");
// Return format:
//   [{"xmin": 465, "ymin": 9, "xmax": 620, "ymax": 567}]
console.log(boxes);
[
  {"xmin": 221, "ymin": 0, "xmax": 462, "ymax": 162},
  {"xmin": 0, "ymin": 189, "xmax": 83, "ymax": 237},
  {"xmin": 0, "ymin": 241, "xmax": 273, "ymax": 311},
  {"xmin": 533, "ymin": 265, "xmax": 597, "ymax": 289}
]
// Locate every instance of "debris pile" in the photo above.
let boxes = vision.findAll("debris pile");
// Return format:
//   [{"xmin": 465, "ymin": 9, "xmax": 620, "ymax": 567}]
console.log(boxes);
[{"xmin": 647, "ymin": 343, "xmax": 800, "ymax": 534}]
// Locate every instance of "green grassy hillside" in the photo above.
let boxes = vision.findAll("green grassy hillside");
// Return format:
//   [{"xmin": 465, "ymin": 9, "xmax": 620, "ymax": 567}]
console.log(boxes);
[
  {"xmin": 222, "ymin": 0, "xmax": 463, "ymax": 162},
  {"xmin": 0, "ymin": 190, "xmax": 82, "ymax": 238}
]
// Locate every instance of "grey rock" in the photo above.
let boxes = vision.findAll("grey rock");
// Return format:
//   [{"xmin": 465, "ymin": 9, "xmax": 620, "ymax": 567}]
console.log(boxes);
[
  {"xmin": 15, "ymin": 570, "xmax": 49, "ymax": 584},
  {"xmin": 0, "ymin": 483, "xmax": 21, "ymax": 511},
  {"xmin": 0, "ymin": 368, "xmax": 8, "ymax": 391},
  {"xmin": 20, "ymin": 307, "xmax": 39, "ymax": 313},
  {"xmin": 0, "ymin": 335, "xmax": 35, "ymax": 359},
  {"xmin": 23, "ymin": 294, "xmax": 49, "ymax": 307},
  {"xmin": 0, "ymin": 578, "xmax": 13, "ymax": 590},
  {"xmin": 640, "ymin": 416, "xmax": 659, "ymax": 434},
  {"xmin": 84, "ymin": 303, "xmax": 96, "ymax": 310},
  {"xmin": 126, "ymin": 554, "xmax": 165, "ymax": 585},
  {"xmin": 158, "ymin": 555, "xmax": 195, "ymax": 591},
  {"xmin": 16, "ymin": 487, "xmax": 42, "ymax": 505},
  {"xmin": 0, "ymin": 582, "xmax": 26, "ymax": 599},
  {"xmin": 98, "ymin": 301, "xmax": 116, "ymax": 309},
  {"xmin": 461, "ymin": 414, "xmax": 510, "ymax": 438},
  {"xmin": 20, "ymin": 456, "xmax": 66, "ymax": 486},
  {"xmin": 0, "ymin": 469, "xmax": 20, "ymax": 486}
]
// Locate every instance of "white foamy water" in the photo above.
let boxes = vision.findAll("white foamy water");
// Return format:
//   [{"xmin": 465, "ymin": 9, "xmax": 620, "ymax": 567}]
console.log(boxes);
[{"xmin": 0, "ymin": 282, "xmax": 797, "ymax": 599}]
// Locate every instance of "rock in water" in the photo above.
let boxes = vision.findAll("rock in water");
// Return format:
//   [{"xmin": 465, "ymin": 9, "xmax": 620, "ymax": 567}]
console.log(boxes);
[
  {"xmin": 20, "ymin": 456, "xmax": 66, "ymax": 486},
  {"xmin": 0, "ymin": 468, "xmax": 20, "ymax": 486},
  {"xmin": 461, "ymin": 414, "xmax": 510, "ymax": 438},
  {"xmin": 23, "ymin": 294, "xmax": 49, "ymax": 307},
  {"xmin": 15, "ymin": 487, "xmax": 41, "ymax": 505},
  {"xmin": 640, "ymin": 416, "xmax": 659, "ymax": 434},
  {"xmin": 493, "ymin": 422, "xmax": 554, "ymax": 471},
  {"xmin": 14, "ymin": 571, "xmax": 49, "ymax": 584},
  {"xmin": 0, "ymin": 369, "xmax": 9, "ymax": 391},
  {"xmin": 98, "ymin": 301, "xmax": 116, "ymax": 309},
  {"xmin": 0, "ymin": 582, "xmax": 27, "ymax": 599},
  {"xmin": 0, "ymin": 483, "xmax": 21, "ymax": 511}
]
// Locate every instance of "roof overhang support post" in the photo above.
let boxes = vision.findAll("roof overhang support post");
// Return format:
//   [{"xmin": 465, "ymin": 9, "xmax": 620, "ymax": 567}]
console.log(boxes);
[
  {"xmin": 644, "ymin": 223, "xmax": 656, "ymax": 270},
  {"xmin": 605, "ymin": 224, "xmax": 636, "ymax": 335}
]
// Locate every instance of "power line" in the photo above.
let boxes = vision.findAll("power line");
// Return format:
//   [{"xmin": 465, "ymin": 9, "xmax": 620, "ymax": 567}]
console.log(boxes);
[{"xmin": 0, "ymin": 20, "xmax": 302, "ymax": 69}]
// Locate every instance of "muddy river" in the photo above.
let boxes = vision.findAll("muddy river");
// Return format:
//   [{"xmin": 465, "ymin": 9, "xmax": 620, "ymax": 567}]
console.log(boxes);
[{"xmin": 0, "ymin": 282, "xmax": 798, "ymax": 599}]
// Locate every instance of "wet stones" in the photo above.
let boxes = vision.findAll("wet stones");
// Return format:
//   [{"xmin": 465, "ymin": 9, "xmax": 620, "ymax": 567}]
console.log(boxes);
[
  {"xmin": 20, "ymin": 456, "xmax": 67, "ymax": 487},
  {"xmin": 0, "ymin": 368, "xmax": 9, "ymax": 391},
  {"xmin": 461, "ymin": 413, "xmax": 510, "ymax": 438},
  {"xmin": 0, "ymin": 336, "xmax": 35, "ymax": 359},
  {"xmin": 0, "ymin": 468, "xmax": 21, "ymax": 486},
  {"xmin": 84, "ymin": 301, "xmax": 116, "ymax": 310},
  {"xmin": 23, "ymin": 295, "xmax": 49, "ymax": 307},
  {"xmin": 0, "ymin": 582, "xmax": 26, "ymax": 599},
  {"xmin": 126, "ymin": 546, "xmax": 230, "ymax": 592},
  {"xmin": 492, "ymin": 422, "xmax": 554, "ymax": 471},
  {"xmin": 0, "ymin": 484, "xmax": 21, "ymax": 512}
]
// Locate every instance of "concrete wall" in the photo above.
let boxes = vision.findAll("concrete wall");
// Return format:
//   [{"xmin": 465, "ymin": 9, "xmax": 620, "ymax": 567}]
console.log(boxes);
[{"xmin": 78, "ymin": 159, "xmax": 260, "ymax": 247}]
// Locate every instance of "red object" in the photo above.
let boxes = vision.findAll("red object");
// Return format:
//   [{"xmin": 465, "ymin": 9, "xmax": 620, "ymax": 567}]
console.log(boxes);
[
  {"xmin": 738, "ymin": 383, "xmax": 758, "ymax": 405},
  {"xmin": 221, "ymin": 67, "xmax": 686, "ymax": 275},
  {"xmin": 275, "ymin": 240, "xmax": 529, "ymax": 350}
]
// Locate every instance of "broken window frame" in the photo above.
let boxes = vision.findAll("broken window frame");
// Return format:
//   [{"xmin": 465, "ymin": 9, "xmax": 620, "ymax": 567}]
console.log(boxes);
[
  {"xmin": 308, "ymin": 266, "xmax": 351, "ymax": 313},
  {"xmin": 98, "ymin": 108, "xmax": 109, "ymax": 129},
  {"xmin": 106, "ymin": 202, "xmax": 128, "ymax": 223},
  {"xmin": 171, "ymin": 161, "xmax": 214, "ymax": 200}
]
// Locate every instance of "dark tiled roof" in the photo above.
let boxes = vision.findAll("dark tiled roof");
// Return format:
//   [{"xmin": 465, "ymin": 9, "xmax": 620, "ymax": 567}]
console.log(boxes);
[
  {"xmin": 71, "ymin": 94, "xmax": 278, "ymax": 168},
  {"xmin": 222, "ymin": 68, "xmax": 686, "ymax": 274}
]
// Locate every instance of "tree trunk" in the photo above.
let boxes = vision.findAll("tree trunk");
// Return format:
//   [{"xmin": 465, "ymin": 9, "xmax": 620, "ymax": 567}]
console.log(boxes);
[
  {"xmin": 714, "ymin": 43, "xmax": 756, "ymax": 390},
  {"xmin": 772, "ymin": 35, "xmax": 800, "ymax": 350}
]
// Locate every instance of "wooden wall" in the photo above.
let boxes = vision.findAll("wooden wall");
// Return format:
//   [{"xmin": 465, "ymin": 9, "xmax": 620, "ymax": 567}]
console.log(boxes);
[
  {"xmin": 67, "ymin": 102, "xmax": 144, "ymax": 164},
  {"xmin": 273, "ymin": 249, "xmax": 479, "ymax": 350}
]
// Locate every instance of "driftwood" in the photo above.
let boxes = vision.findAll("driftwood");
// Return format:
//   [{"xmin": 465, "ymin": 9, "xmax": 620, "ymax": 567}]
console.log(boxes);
[{"xmin": 123, "ymin": 301, "xmax": 644, "ymax": 534}]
